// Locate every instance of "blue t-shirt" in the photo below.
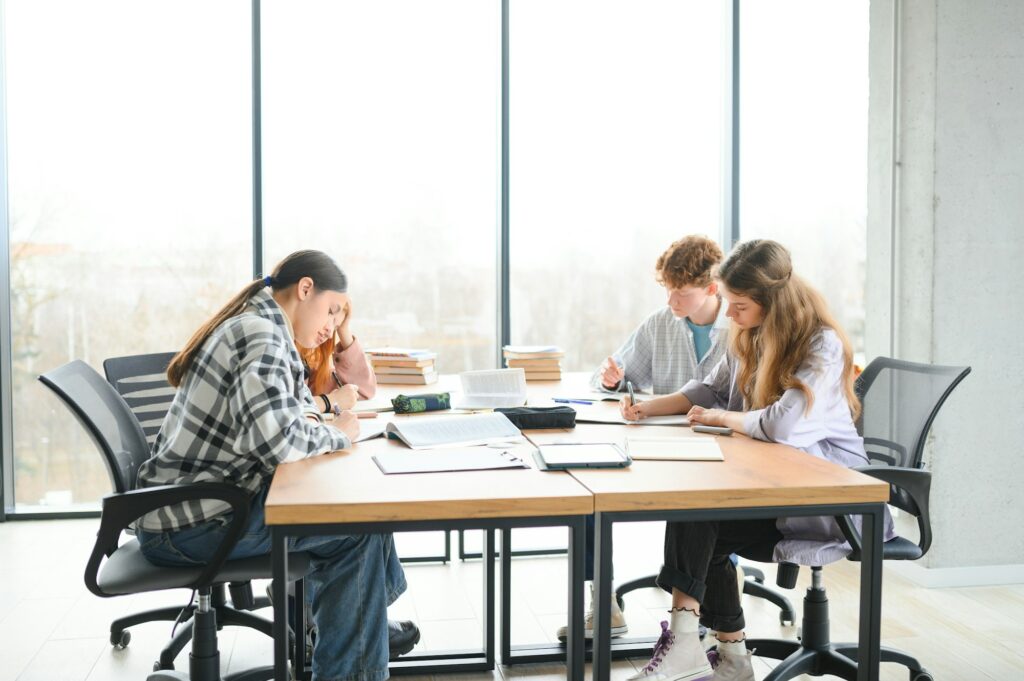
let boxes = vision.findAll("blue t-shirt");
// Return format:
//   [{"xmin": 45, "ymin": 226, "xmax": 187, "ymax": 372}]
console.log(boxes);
[{"xmin": 686, "ymin": 318, "xmax": 715, "ymax": 362}]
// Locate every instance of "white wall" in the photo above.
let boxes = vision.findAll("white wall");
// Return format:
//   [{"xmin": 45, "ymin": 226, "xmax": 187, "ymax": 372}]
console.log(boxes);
[{"xmin": 868, "ymin": 0, "xmax": 1024, "ymax": 578}]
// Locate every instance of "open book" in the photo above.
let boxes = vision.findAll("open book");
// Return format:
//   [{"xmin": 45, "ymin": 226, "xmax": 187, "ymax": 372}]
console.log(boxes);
[
  {"xmin": 379, "ymin": 412, "xmax": 522, "ymax": 450},
  {"xmin": 452, "ymin": 369, "xmax": 528, "ymax": 409}
]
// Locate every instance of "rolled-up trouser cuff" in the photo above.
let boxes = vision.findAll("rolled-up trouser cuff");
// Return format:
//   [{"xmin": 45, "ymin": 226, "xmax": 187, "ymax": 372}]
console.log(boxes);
[
  {"xmin": 656, "ymin": 564, "xmax": 705, "ymax": 602},
  {"xmin": 655, "ymin": 565, "xmax": 745, "ymax": 633}
]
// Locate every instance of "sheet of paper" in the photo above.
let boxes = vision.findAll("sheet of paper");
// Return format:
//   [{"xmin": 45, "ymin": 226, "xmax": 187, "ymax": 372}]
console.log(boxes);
[
  {"xmin": 353, "ymin": 419, "xmax": 388, "ymax": 443},
  {"xmin": 387, "ymin": 412, "xmax": 523, "ymax": 449},
  {"xmin": 626, "ymin": 436, "xmax": 724, "ymax": 461},
  {"xmin": 353, "ymin": 397, "xmax": 395, "ymax": 413},
  {"xmin": 573, "ymin": 408, "xmax": 689, "ymax": 427},
  {"xmin": 372, "ymin": 447, "xmax": 528, "ymax": 474}
]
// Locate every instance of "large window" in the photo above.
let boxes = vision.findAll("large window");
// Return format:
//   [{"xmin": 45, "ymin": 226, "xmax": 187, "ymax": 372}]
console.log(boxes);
[
  {"xmin": 260, "ymin": 0, "xmax": 500, "ymax": 374},
  {"xmin": 1, "ymin": 2, "xmax": 873, "ymax": 513},
  {"xmin": 740, "ymin": 0, "xmax": 869, "ymax": 356},
  {"xmin": 5, "ymin": 0, "xmax": 252, "ymax": 510},
  {"xmin": 508, "ymin": 0, "xmax": 728, "ymax": 371}
]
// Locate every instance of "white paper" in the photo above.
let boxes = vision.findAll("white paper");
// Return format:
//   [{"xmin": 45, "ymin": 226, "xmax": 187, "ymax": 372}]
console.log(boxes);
[
  {"xmin": 373, "ymin": 447, "xmax": 528, "ymax": 474},
  {"xmin": 574, "ymin": 409, "xmax": 690, "ymax": 426},
  {"xmin": 353, "ymin": 419, "xmax": 388, "ymax": 443},
  {"xmin": 626, "ymin": 436, "xmax": 724, "ymax": 461},
  {"xmin": 386, "ymin": 412, "xmax": 523, "ymax": 449},
  {"xmin": 453, "ymin": 369, "xmax": 528, "ymax": 408}
]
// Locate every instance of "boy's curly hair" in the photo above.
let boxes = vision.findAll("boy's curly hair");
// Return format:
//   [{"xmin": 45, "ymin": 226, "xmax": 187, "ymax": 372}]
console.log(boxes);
[{"xmin": 655, "ymin": 235, "xmax": 724, "ymax": 289}]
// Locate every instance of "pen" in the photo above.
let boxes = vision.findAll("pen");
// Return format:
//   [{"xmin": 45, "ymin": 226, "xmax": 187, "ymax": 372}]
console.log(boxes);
[
  {"xmin": 552, "ymin": 398, "xmax": 594, "ymax": 405},
  {"xmin": 626, "ymin": 380, "xmax": 636, "ymax": 407}
]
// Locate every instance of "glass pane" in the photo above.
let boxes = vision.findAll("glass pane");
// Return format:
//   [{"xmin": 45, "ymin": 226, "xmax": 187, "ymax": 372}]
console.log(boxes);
[
  {"xmin": 509, "ymin": 0, "xmax": 728, "ymax": 371},
  {"xmin": 6, "ymin": 1, "xmax": 252, "ymax": 510},
  {"xmin": 740, "ymin": 0, "xmax": 869, "ymax": 356},
  {"xmin": 261, "ymin": 0, "xmax": 500, "ymax": 373}
]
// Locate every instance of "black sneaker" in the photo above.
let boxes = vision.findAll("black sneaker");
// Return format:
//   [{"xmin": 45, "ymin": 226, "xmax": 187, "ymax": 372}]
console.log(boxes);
[{"xmin": 388, "ymin": 620, "xmax": 420, "ymax": 659}]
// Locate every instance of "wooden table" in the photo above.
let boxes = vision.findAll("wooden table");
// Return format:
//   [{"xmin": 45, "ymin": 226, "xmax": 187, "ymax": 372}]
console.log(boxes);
[
  {"xmin": 529, "ymin": 423, "xmax": 890, "ymax": 681},
  {"xmin": 265, "ymin": 431, "xmax": 593, "ymax": 681},
  {"xmin": 266, "ymin": 373, "xmax": 890, "ymax": 681}
]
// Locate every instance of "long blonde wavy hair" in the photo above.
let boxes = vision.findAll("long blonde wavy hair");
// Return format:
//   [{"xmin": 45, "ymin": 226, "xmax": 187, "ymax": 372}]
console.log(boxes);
[{"xmin": 718, "ymin": 240, "xmax": 860, "ymax": 420}]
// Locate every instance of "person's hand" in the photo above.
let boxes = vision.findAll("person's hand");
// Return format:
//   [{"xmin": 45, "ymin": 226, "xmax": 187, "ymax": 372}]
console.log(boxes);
[
  {"xmin": 336, "ymin": 301, "xmax": 354, "ymax": 350},
  {"xmin": 333, "ymin": 410, "xmax": 360, "ymax": 442},
  {"xmin": 600, "ymin": 356, "xmax": 624, "ymax": 389},
  {"xmin": 619, "ymin": 396, "xmax": 649, "ymax": 421},
  {"xmin": 688, "ymin": 406, "xmax": 727, "ymax": 427},
  {"xmin": 328, "ymin": 384, "xmax": 360, "ymax": 411}
]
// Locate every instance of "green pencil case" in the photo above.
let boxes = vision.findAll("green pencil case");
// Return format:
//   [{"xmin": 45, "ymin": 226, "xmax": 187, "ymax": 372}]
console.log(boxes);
[{"xmin": 391, "ymin": 392, "xmax": 451, "ymax": 414}]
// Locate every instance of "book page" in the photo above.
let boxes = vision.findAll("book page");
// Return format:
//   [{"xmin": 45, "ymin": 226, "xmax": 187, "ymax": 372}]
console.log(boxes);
[{"xmin": 387, "ymin": 412, "xmax": 522, "ymax": 449}]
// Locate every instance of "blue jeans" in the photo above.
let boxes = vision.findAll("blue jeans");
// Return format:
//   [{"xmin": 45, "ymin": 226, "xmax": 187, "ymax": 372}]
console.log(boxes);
[{"xmin": 137, "ymin": 487, "xmax": 407, "ymax": 681}]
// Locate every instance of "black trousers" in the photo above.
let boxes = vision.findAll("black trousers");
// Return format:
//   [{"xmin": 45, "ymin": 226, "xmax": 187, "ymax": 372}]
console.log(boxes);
[{"xmin": 656, "ymin": 519, "xmax": 783, "ymax": 633}]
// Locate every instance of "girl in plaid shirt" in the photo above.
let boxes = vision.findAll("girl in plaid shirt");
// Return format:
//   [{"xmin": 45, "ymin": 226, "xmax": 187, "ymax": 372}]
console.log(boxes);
[{"xmin": 137, "ymin": 250, "xmax": 415, "ymax": 681}]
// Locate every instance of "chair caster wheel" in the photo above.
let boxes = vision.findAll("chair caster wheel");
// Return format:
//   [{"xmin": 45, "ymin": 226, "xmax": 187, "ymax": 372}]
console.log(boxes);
[
  {"xmin": 110, "ymin": 630, "xmax": 130, "ymax": 649},
  {"xmin": 153, "ymin": 661, "xmax": 174, "ymax": 672},
  {"xmin": 779, "ymin": 612, "xmax": 795, "ymax": 625},
  {"xmin": 910, "ymin": 671, "xmax": 933, "ymax": 681}
]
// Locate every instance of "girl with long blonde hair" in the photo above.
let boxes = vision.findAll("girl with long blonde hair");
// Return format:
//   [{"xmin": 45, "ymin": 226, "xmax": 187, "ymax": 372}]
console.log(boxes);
[{"xmin": 622, "ymin": 240, "xmax": 893, "ymax": 681}]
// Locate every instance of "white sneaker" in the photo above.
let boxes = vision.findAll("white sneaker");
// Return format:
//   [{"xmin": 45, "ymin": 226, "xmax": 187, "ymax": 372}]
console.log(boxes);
[
  {"xmin": 627, "ymin": 621, "xmax": 714, "ymax": 681},
  {"xmin": 709, "ymin": 644, "xmax": 755, "ymax": 681},
  {"xmin": 555, "ymin": 583, "xmax": 629, "ymax": 641}
]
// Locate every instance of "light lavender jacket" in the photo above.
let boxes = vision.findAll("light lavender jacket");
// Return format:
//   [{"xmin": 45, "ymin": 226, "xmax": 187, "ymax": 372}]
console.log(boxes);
[{"xmin": 680, "ymin": 328, "xmax": 896, "ymax": 565}]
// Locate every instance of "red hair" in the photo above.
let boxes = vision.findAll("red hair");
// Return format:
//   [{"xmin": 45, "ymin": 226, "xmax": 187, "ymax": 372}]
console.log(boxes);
[{"xmin": 298, "ymin": 332, "xmax": 337, "ymax": 395}]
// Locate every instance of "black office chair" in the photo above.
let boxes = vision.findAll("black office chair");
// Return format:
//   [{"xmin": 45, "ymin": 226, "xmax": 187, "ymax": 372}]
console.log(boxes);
[
  {"xmin": 104, "ymin": 352, "xmax": 179, "ymax": 448},
  {"xmin": 40, "ymin": 360, "xmax": 311, "ymax": 681},
  {"xmin": 101, "ymin": 352, "xmax": 273, "ymax": 670},
  {"xmin": 738, "ymin": 357, "xmax": 971, "ymax": 681}
]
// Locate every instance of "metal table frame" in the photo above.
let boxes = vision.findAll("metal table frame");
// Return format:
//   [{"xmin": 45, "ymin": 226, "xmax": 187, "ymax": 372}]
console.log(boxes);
[
  {"xmin": 591, "ymin": 503, "xmax": 886, "ymax": 681},
  {"xmin": 270, "ymin": 515, "xmax": 588, "ymax": 681}
]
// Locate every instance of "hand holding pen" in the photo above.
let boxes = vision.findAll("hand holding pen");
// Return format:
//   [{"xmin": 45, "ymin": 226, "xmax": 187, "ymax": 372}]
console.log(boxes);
[{"xmin": 619, "ymin": 380, "xmax": 647, "ymax": 421}]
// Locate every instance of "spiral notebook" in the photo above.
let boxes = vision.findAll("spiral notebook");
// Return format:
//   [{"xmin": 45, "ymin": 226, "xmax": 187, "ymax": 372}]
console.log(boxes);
[{"xmin": 372, "ymin": 447, "xmax": 529, "ymax": 474}]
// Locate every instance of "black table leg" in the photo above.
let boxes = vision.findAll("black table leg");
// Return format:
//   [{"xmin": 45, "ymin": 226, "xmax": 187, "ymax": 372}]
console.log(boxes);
[
  {"xmin": 271, "ymin": 528, "xmax": 290, "ymax": 681},
  {"xmin": 566, "ymin": 515, "xmax": 586, "ymax": 681},
  {"xmin": 857, "ymin": 505, "xmax": 883, "ymax": 681},
  {"xmin": 592, "ymin": 511, "xmax": 614, "ymax": 681}
]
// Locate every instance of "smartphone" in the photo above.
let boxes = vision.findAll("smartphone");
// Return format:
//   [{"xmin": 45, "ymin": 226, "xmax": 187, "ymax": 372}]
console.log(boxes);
[{"xmin": 692, "ymin": 424, "xmax": 733, "ymax": 436}]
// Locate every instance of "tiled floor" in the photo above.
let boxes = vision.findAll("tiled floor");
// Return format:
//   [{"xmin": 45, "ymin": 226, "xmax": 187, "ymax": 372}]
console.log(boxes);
[{"xmin": 1, "ymin": 519, "xmax": 1022, "ymax": 680}]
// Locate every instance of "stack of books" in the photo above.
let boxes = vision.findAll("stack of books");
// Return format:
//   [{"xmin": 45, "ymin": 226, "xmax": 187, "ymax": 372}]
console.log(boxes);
[
  {"xmin": 366, "ymin": 347, "xmax": 438, "ymax": 385},
  {"xmin": 502, "ymin": 345, "xmax": 564, "ymax": 381}
]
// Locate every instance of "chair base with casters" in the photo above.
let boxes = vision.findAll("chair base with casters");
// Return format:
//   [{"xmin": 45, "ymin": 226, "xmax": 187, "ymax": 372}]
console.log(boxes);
[
  {"xmin": 735, "ymin": 565, "xmax": 932, "ymax": 681},
  {"xmin": 96, "ymin": 536, "xmax": 312, "ymax": 681},
  {"xmin": 614, "ymin": 566, "xmax": 797, "ymax": 625},
  {"xmin": 146, "ymin": 583, "xmax": 273, "ymax": 673}
]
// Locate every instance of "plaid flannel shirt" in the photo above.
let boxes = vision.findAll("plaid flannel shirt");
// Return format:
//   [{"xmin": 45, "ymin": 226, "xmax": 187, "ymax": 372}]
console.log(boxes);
[
  {"xmin": 136, "ymin": 289, "xmax": 350, "ymax": 532},
  {"xmin": 590, "ymin": 300, "xmax": 730, "ymax": 395}
]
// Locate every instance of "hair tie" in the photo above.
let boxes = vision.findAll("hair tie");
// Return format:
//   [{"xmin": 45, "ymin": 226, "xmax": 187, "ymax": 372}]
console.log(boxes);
[{"xmin": 263, "ymin": 275, "xmax": 273, "ymax": 287}]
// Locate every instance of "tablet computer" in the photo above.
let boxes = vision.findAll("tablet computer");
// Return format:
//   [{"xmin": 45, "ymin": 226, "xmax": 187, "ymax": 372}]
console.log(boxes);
[{"xmin": 532, "ymin": 442, "xmax": 632, "ymax": 470}]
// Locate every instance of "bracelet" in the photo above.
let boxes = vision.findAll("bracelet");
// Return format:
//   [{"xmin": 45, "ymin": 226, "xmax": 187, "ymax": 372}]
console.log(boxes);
[{"xmin": 320, "ymin": 395, "xmax": 331, "ymax": 413}]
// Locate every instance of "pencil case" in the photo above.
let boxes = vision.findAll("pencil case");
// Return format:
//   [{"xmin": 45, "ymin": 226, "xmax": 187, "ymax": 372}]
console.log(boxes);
[
  {"xmin": 495, "ymin": 406, "xmax": 576, "ymax": 430},
  {"xmin": 391, "ymin": 392, "xmax": 451, "ymax": 414}
]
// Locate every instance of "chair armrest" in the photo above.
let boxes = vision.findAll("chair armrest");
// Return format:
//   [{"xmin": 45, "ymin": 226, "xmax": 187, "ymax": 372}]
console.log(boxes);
[
  {"xmin": 836, "ymin": 466, "xmax": 932, "ymax": 560},
  {"xmin": 86, "ymin": 483, "xmax": 252, "ymax": 596},
  {"xmin": 862, "ymin": 437, "xmax": 908, "ymax": 467}
]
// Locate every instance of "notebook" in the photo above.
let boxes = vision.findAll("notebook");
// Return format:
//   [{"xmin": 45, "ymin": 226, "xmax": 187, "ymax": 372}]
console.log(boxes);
[
  {"xmin": 372, "ymin": 447, "xmax": 529, "ymax": 474},
  {"xmin": 625, "ymin": 435, "xmax": 724, "ymax": 461},
  {"xmin": 533, "ymin": 443, "xmax": 631, "ymax": 470},
  {"xmin": 452, "ymin": 368, "xmax": 529, "ymax": 409},
  {"xmin": 384, "ymin": 412, "xmax": 522, "ymax": 449}
]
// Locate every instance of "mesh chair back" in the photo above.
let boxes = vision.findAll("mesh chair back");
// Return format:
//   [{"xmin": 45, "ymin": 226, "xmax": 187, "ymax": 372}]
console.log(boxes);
[
  {"xmin": 855, "ymin": 357, "xmax": 970, "ymax": 469},
  {"xmin": 103, "ymin": 352, "xmax": 177, "ymax": 449},
  {"xmin": 39, "ymin": 360, "xmax": 151, "ymax": 494}
]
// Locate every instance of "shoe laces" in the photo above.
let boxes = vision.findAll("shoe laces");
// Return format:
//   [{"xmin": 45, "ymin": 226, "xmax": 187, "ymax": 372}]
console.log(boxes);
[{"xmin": 641, "ymin": 621, "xmax": 675, "ymax": 673}]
